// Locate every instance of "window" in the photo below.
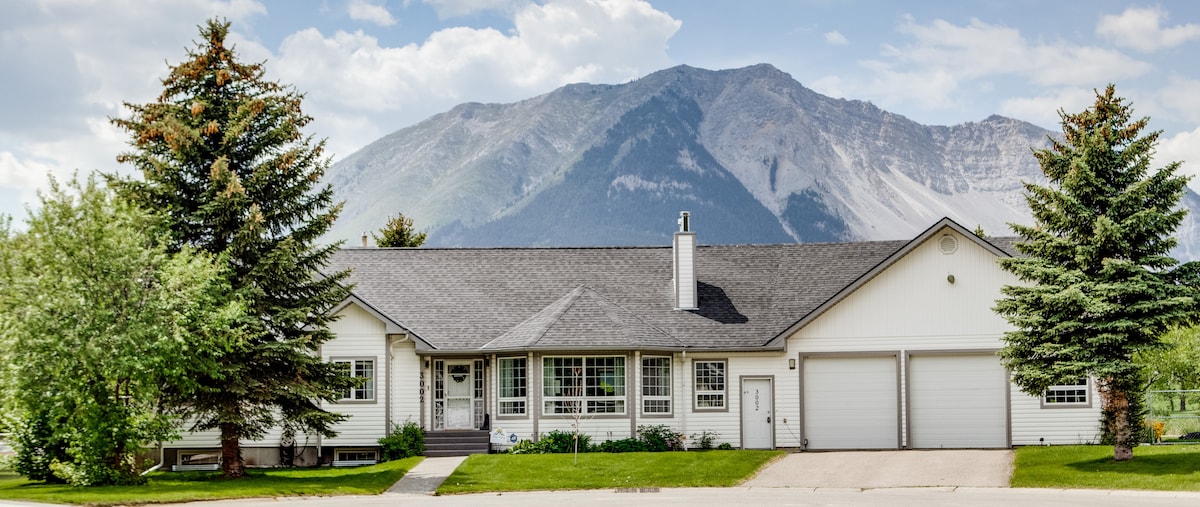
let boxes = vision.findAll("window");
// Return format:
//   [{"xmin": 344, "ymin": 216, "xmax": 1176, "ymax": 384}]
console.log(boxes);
[
  {"xmin": 694, "ymin": 360, "xmax": 726, "ymax": 410},
  {"xmin": 543, "ymin": 356, "xmax": 626, "ymax": 415},
  {"xmin": 335, "ymin": 449, "xmax": 377, "ymax": 462},
  {"xmin": 178, "ymin": 451, "xmax": 219, "ymax": 466},
  {"xmin": 642, "ymin": 356, "xmax": 672, "ymax": 415},
  {"xmin": 333, "ymin": 358, "xmax": 375, "ymax": 401},
  {"xmin": 499, "ymin": 357, "xmax": 527, "ymax": 416},
  {"xmin": 1044, "ymin": 378, "xmax": 1089, "ymax": 406}
]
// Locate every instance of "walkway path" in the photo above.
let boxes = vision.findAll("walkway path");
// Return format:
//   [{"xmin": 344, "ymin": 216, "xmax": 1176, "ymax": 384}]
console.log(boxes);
[{"xmin": 386, "ymin": 456, "xmax": 468, "ymax": 495}]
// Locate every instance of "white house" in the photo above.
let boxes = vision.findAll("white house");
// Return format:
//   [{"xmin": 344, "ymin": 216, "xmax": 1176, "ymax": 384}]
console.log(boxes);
[{"xmin": 163, "ymin": 215, "xmax": 1101, "ymax": 467}]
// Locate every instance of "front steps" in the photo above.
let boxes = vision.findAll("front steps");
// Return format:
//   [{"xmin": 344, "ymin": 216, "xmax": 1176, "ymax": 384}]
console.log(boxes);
[{"xmin": 424, "ymin": 430, "xmax": 490, "ymax": 457}]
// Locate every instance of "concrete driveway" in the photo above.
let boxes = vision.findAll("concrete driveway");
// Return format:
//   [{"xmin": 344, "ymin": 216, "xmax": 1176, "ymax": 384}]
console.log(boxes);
[{"xmin": 742, "ymin": 450, "xmax": 1013, "ymax": 488}]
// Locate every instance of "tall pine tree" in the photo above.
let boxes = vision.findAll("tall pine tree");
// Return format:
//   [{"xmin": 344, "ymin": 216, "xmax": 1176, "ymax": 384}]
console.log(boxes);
[
  {"xmin": 996, "ymin": 85, "xmax": 1198, "ymax": 461},
  {"xmin": 111, "ymin": 19, "xmax": 354, "ymax": 477}
]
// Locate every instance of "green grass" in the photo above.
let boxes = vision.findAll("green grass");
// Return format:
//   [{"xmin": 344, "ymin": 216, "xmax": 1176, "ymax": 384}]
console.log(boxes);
[
  {"xmin": 437, "ymin": 450, "xmax": 782, "ymax": 494},
  {"xmin": 0, "ymin": 457, "xmax": 422, "ymax": 506},
  {"xmin": 1012, "ymin": 444, "xmax": 1200, "ymax": 491}
]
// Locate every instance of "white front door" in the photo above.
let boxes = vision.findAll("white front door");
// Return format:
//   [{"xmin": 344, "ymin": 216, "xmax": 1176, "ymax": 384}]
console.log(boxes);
[
  {"xmin": 741, "ymin": 377, "xmax": 774, "ymax": 449},
  {"xmin": 445, "ymin": 360, "xmax": 474, "ymax": 429}
]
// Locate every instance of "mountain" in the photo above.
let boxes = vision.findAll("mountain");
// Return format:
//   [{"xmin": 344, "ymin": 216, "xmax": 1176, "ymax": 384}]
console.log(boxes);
[{"xmin": 325, "ymin": 64, "xmax": 1200, "ymax": 258}]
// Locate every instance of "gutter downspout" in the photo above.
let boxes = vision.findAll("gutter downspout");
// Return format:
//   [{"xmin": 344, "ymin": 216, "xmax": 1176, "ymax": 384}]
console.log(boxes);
[{"xmin": 141, "ymin": 442, "xmax": 165, "ymax": 475}]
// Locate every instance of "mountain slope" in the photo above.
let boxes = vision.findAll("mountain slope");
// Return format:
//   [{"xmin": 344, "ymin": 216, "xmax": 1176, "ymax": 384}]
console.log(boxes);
[{"xmin": 326, "ymin": 64, "xmax": 1200, "ymax": 257}]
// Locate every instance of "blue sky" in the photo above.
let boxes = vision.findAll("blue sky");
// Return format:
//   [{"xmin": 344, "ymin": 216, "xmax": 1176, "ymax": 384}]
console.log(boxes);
[{"xmin": 4, "ymin": 0, "xmax": 1200, "ymax": 223}]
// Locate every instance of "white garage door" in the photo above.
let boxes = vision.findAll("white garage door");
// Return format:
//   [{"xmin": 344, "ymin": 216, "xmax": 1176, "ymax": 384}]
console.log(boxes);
[
  {"xmin": 908, "ymin": 354, "xmax": 1008, "ymax": 448},
  {"xmin": 802, "ymin": 355, "xmax": 900, "ymax": 450}
]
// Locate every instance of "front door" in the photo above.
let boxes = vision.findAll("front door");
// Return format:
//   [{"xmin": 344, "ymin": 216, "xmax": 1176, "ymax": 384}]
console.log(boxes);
[
  {"xmin": 445, "ymin": 360, "xmax": 475, "ymax": 429},
  {"xmin": 741, "ymin": 377, "xmax": 774, "ymax": 449}
]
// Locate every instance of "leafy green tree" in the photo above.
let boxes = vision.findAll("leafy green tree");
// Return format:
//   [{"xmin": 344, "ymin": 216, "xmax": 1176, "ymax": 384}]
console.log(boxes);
[
  {"xmin": 0, "ymin": 174, "xmax": 241, "ymax": 485},
  {"xmin": 110, "ymin": 19, "xmax": 353, "ymax": 478},
  {"xmin": 995, "ymin": 85, "xmax": 1199, "ymax": 461},
  {"xmin": 1137, "ymin": 325, "xmax": 1200, "ymax": 411},
  {"xmin": 372, "ymin": 212, "xmax": 427, "ymax": 247}
]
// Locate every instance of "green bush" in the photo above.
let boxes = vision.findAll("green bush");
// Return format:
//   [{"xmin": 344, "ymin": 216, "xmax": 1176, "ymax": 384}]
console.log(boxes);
[
  {"xmin": 596, "ymin": 437, "xmax": 647, "ymax": 453},
  {"xmin": 691, "ymin": 430, "xmax": 719, "ymax": 450},
  {"xmin": 637, "ymin": 425, "xmax": 685, "ymax": 452},
  {"xmin": 378, "ymin": 420, "xmax": 425, "ymax": 460},
  {"xmin": 508, "ymin": 431, "xmax": 591, "ymax": 454},
  {"xmin": 717, "ymin": 442, "xmax": 734, "ymax": 450}
]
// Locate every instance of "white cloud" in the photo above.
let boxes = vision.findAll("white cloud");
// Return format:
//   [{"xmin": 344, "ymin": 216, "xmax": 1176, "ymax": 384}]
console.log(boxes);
[
  {"xmin": 1151, "ymin": 76, "xmax": 1200, "ymax": 125},
  {"xmin": 1158, "ymin": 127, "xmax": 1200, "ymax": 190},
  {"xmin": 1097, "ymin": 6, "xmax": 1200, "ymax": 53},
  {"xmin": 347, "ymin": 0, "xmax": 397, "ymax": 26},
  {"xmin": 0, "ymin": 0, "xmax": 268, "ymax": 222},
  {"xmin": 268, "ymin": 0, "xmax": 681, "ymax": 158},
  {"xmin": 819, "ymin": 15, "xmax": 1152, "ymax": 123},
  {"xmin": 999, "ymin": 87, "xmax": 1096, "ymax": 131},
  {"xmin": 824, "ymin": 30, "xmax": 847, "ymax": 45}
]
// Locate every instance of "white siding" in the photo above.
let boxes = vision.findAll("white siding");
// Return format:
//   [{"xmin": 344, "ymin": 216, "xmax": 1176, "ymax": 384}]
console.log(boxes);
[
  {"xmin": 1011, "ymin": 381, "xmax": 1102, "ymax": 445},
  {"xmin": 389, "ymin": 339, "xmax": 422, "ymax": 428},
  {"xmin": 790, "ymin": 230, "xmax": 1014, "ymax": 352},
  {"xmin": 324, "ymin": 302, "xmax": 388, "ymax": 446},
  {"xmin": 786, "ymin": 228, "xmax": 1101, "ymax": 448}
]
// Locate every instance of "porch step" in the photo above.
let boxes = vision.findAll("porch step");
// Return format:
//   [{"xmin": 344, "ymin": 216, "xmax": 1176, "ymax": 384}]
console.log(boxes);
[{"xmin": 424, "ymin": 430, "xmax": 490, "ymax": 457}]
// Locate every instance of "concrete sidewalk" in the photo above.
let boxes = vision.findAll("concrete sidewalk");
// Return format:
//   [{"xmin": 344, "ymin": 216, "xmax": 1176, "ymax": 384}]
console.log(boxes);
[
  {"xmin": 743, "ymin": 450, "xmax": 1014, "ymax": 488},
  {"xmin": 386, "ymin": 456, "xmax": 468, "ymax": 495}
]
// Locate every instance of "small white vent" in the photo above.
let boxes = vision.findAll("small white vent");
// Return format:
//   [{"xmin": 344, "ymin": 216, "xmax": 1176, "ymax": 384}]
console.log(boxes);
[{"xmin": 938, "ymin": 234, "xmax": 958, "ymax": 255}]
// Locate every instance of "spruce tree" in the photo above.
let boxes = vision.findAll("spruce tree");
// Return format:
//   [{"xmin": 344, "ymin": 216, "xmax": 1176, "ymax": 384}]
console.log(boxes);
[
  {"xmin": 372, "ymin": 212, "xmax": 427, "ymax": 247},
  {"xmin": 995, "ymin": 85, "xmax": 1198, "ymax": 461},
  {"xmin": 111, "ymin": 19, "xmax": 354, "ymax": 477}
]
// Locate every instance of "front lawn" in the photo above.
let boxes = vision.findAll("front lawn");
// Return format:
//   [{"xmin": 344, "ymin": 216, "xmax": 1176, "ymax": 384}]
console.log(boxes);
[
  {"xmin": 0, "ymin": 457, "xmax": 422, "ymax": 506},
  {"xmin": 1012, "ymin": 444, "xmax": 1200, "ymax": 491},
  {"xmin": 437, "ymin": 450, "xmax": 782, "ymax": 494}
]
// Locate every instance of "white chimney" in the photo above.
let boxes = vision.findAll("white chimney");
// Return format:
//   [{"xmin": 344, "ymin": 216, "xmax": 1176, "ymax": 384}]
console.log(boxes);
[
  {"xmin": 361, "ymin": 232, "xmax": 368, "ymax": 248},
  {"xmin": 673, "ymin": 211, "xmax": 698, "ymax": 310}
]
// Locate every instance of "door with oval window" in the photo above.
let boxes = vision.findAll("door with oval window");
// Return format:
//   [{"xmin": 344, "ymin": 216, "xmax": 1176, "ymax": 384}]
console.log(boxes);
[
  {"xmin": 741, "ymin": 377, "xmax": 774, "ymax": 449},
  {"xmin": 445, "ymin": 360, "xmax": 474, "ymax": 429}
]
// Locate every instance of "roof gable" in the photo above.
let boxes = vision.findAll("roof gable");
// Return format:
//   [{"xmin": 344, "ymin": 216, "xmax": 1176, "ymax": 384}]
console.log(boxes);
[
  {"xmin": 481, "ymin": 286, "xmax": 685, "ymax": 351},
  {"xmin": 764, "ymin": 217, "xmax": 1012, "ymax": 347}
]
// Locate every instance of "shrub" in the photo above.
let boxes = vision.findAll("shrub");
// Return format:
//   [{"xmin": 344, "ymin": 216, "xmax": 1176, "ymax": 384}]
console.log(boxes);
[
  {"xmin": 691, "ymin": 430, "xmax": 720, "ymax": 450},
  {"xmin": 378, "ymin": 420, "xmax": 425, "ymax": 460},
  {"xmin": 596, "ymin": 437, "xmax": 647, "ymax": 453},
  {"xmin": 637, "ymin": 425, "xmax": 685, "ymax": 452},
  {"xmin": 717, "ymin": 442, "xmax": 734, "ymax": 450}
]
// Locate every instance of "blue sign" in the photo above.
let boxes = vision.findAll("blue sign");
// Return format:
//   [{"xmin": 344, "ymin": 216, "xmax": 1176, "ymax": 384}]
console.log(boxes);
[{"xmin": 509, "ymin": 433, "xmax": 518, "ymax": 443}]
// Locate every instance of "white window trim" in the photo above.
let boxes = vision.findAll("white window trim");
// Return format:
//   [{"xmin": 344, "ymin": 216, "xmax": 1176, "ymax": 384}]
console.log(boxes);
[
  {"xmin": 542, "ymin": 356, "xmax": 627, "ymax": 416},
  {"xmin": 1042, "ymin": 378, "xmax": 1091, "ymax": 408},
  {"xmin": 693, "ymin": 359, "xmax": 727, "ymax": 412},
  {"xmin": 332, "ymin": 357, "xmax": 377, "ymax": 403},
  {"xmin": 498, "ymin": 357, "xmax": 528, "ymax": 417},
  {"xmin": 641, "ymin": 355, "xmax": 672, "ymax": 416}
]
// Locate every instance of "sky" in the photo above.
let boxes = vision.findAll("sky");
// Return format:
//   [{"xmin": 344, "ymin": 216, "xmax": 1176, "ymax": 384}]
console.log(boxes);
[{"xmin": 4, "ymin": 0, "xmax": 1200, "ymax": 224}]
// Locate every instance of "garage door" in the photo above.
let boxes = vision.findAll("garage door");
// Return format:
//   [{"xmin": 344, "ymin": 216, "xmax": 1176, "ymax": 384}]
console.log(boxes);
[
  {"xmin": 908, "ymin": 354, "xmax": 1008, "ymax": 448},
  {"xmin": 802, "ymin": 355, "xmax": 900, "ymax": 450}
]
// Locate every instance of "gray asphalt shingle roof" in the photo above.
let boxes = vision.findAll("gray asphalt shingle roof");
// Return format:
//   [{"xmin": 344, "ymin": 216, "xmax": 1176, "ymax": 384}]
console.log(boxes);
[{"xmin": 323, "ymin": 219, "xmax": 1016, "ymax": 353}]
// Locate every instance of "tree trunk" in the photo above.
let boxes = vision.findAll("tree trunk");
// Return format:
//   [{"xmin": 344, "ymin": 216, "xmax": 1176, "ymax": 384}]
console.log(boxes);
[
  {"xmin": 1100, "ymin": 379, "xmax": 1135, "ymax": 461},
  {"xmin": 220, "ymin": 422, "xmax": 246, "ymax": 478}
]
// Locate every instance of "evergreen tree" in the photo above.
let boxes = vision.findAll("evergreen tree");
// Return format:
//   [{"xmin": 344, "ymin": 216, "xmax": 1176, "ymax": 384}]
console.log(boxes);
[
  {"xmin": 111, "ymin": 19, "xmax": 354, "ymax": 477},
  {"xmin": 995, "ymin": 85, "xmax": 1199, "ymax": 461},
  {"xmin": 372, "ymin": 212, "xmax": 427, "ymax": 247}
]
